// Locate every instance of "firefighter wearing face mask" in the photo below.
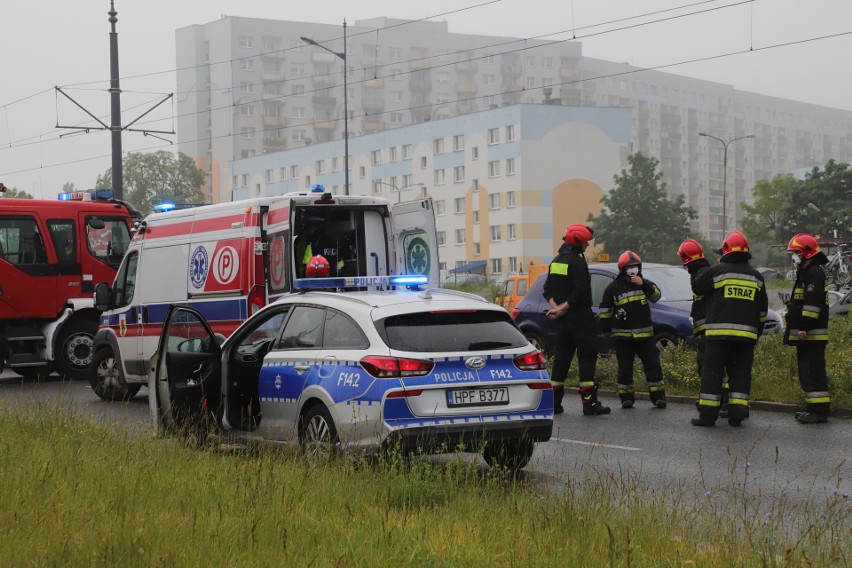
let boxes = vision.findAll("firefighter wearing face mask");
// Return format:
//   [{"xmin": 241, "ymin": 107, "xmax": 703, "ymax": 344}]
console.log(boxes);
[
  {"xmin": 784, "ymin": 233, "xmax": 831, "ymax": 424},
  {"xmin": 600, "ymin": 251, "xmax": 667, "ymax": 409},
  {"xmin": 543, "ymin": 224, "xmax": 610, "ymax": 416},
  {"xmin": 691, "ymin": 231, "xmax": 768, "ymax": 427}
]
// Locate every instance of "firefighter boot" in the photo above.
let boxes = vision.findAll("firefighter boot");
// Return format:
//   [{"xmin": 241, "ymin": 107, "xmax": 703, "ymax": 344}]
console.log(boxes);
[
  {"xmin": 580, "ymin": 386, "xmax": 611, "ymax": 416},
  {"xmin": 718, "ymin": 386, "xmax": 730, "ymax": 418},
  {"xmin": 691, "ymin": 405, "xmax": 718, "ymax": 426},
  {"xmin": 619, "ymin": 391, "xmax": 635, "ymax": 409},
  {"xmin": 553, "ymin": 385, "xmax": 565, "ymax": 415},
  {"xmin": 726, "ymin": 403, "xmax": 749, "ymax": 427},
  {"xmin": 649, "ymin": 387, "xmax": 667, "ymax": 409}
]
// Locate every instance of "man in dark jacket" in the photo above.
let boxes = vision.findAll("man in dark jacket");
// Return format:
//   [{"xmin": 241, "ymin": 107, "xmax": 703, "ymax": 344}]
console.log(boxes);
[
  {"xmin": 543, "ymin": 224, "xmax": 610, "ymax": 416},
  {"xmin": 691, "ymin": 231, "xmax": 768, "ymax": 427},
  {"xmin": 784, "ymin": 233, "xmax": 831, "ymax": 424},
  {"xmin": 600, "ymin": 251, "xmax": 666, "ymax": 409}
]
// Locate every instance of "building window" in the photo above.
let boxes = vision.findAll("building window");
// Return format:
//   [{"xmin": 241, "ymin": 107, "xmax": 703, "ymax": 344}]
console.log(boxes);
[
  {"xmin": 507, "ymin": 224, "xmax": 517, "ymax": 240},
  {"xmin": 402, "ymin": 144, "xmax": 412, "ymax": 159},
  {"xmin": 332, "ymin": 157, "xmax": 339, "ymax": 171},
  {"xmin": 316, "ymin": 160, "xmax": 325, "ymax": 174},
  {"xmin": 472, "ymin": 179, "xmax": 479, "ymax": 191},
  {"xmin": 472, "ymin": 210, "xmax": 479, "ymax": 224},
  {"xmin": 490, "ymin": 225, "xmax": 502, "ymax": 241},
  {"xmin": 239, "ymin": 59, "xmax": 254, "ymax": 71},
  {"xmin": 291, "ymin": 85, "xmax": 305, "ymax": 96},
  {"xmin": 526, "ymin": 77, "xmax": 536, "ymax": 89},
  {"xmin": 242, "ymin": 174, "xmax": 250, "ymax": 186},
  {"xmin": 240, "ymin": 127, "xmax": 254, "ymax": 139},
  {"xmin": 421, "ymin": 156, "xmax": 428, "ymax": 169},
  {"xmin": 371, "ymin": 150, "xmax": 382, "ymax": 165},
  {"xmin": 434, "ymin": 169, "xmax": 445, "ymax": 185},
  {"xmin": 292, "ymin": 129, "xmax": 306, "ymax": 142},
  {"xmin": 488, "ymin": 161, "xmax": 501, "ymax": 177},
  {"xmin": 526, "ymin": 55, "xmax": 535, "ymax": 67},
  {"xmin": 483, "ymin": 74, "xmax": 495, "ymax": 86},
  {"xmin": 472, "ymin": 146, "xmax": 480, "ymax": 160},
  {"xmin": 290, "ymin": 62, "xmax": 305, "ymax": 75},
  {"xmin": 389, "ymin": 46, "xmax": 402, "ymax": 59},
  {"xmin": 290, "ymin": 165, "xmax": 298, "ymax": 179},
  {"xmin": 389, "ymin": 147, "xmax": 398, "ymax": 162},
  {"xmin": 505, "ymin": 124, "xmax": 515, "ymax": 141},
  {"xmin": 437, "ymin": 231, "xmax": 446, "ymax": 246},
  {"xmin": 488, "ymin": 128, "xmax": 500, "ymax": 145},
  {"xmin": 233, "ymin": 175, "xmax": 239, "ymax": 188},
  {"xmin": 437, "ymin": 71, "xmax": 449, "ymax": 83},
  {"xmin": 452, "ymin": 135, "xmax": 464, "ymax": 152},
  {"xmin": 433, "ymin": 138, "xmax": 445, "ymax": 154},
  {"xmin": 304, "ymin": 176, "xmax": 311, "ymax": 190},
  {"xmin": 372, "ymin": 180, "xmax": 383, "ymax": 194},
  {"xmin": 255, "ymin": 184, "xmax": 262, "ymax": 196},
  {"xmin": 488, "ymin": 193, "xmax": 500, "ymax": 210},
  {"xmin": 435, "ymin": 200, "xmax": 446, "ymax": 216},
  {"xmin": 359, "ymin": 166, "xmax": 366, "ymax": 179},
  {"xmin": 506, "ymin": 158, "xmax": 516, "ymax": 175},
  {"xmin": 542, "ymin": 57, "xmax": 554, "ymax": 69},
  {"xmin": 402, "ymin": 174, "xmax": 413, "ymax": 188},
  {"xmin": 484, "ymin": 54, "xmax": 496, "ymax": 64},
  {"xmin": 455, "ymin": 229, "xmax": 466, "ymax": 245},
  {"xmin": 240, "ymin": 150, "xmax": 255, "ymax": 159},
  {"xmin": 473, "ymin": 242, "xmax": 481, "ymax": 256},
  {"xmin": 266, "ymin": 169, "xmax": 273, "ymax": 183},
  {"xmin": 454, "ymin": 197, "xmax": 465, "ymax": 214},
  {"xmin": 239, "ymin": 104, "xmax": 255, "ymax": 116},
  {"xmin": 292, "ymin": 107, "xmax": 306, "ymax": 119},
  {"xmin": 508, "ymin": 257, "xmax": 518, "ymax": 272},
  {"xmin": 454, "ymin": 166, "xmax": 465, "ymax": 183},
  {"xmin": 390, "ymin": 112, "xmax": 404, "ymax": 124},
  {"xmin": 279, "ymin": 167, "xmax": 286, "ymax": 180},
  {"xmin": 238, "ymin": 36, "xmax": 253, "ymax": 48},
  {"xmin": 491, "ymin": 258, "xmax": 502, "ymax": 274},
  {"xmin": 391, "ymin": 90, "xmax": 404, "ymax": 102},
  {"xmin": 506, "ymin": 191, "xmax": 516, "ymax": 208}
]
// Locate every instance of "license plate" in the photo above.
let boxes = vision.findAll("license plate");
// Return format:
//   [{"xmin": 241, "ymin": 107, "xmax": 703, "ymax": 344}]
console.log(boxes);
[{"xmin": 447, "ymin": 387, "xmax": 509, "ymax": 407}]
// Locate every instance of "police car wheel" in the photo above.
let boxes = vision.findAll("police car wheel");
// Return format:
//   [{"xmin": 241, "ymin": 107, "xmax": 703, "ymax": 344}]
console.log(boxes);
[
  {"xmin": 55, "ymin": 319, "xmax": 98, "ymax": 380},
  {"xmin": 483, "ymin": 439, "xmax": 535, "ymax": 472},
  {"xmin": 300, "ymin": 404, "xmax": 339, "ymax": 459},
  {"xmin": 90, "ymin": 348, "xmax": 141, "ymax": 402}
]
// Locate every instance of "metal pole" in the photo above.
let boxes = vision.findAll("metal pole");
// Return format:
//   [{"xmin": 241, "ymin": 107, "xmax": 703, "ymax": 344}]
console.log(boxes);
[
  {"xmin": 108, "ymin": 1, "xmax": 123, "ymax": 200},
  {"xmin": 342, "ymin": 20, "xmax": 349, "ymax": 196},
  {"xmin": 722, "ymin": 140, "xmax": 729, "ymax": 235}
]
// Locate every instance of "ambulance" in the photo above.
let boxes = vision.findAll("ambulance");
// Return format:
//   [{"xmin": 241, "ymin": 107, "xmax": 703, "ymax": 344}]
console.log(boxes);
[{"xmin": 90, "ymin": 187, "xmax": 439, "ymax": 401}]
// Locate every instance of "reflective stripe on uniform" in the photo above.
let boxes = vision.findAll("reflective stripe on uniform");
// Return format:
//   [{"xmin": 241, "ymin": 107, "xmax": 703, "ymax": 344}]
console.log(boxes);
[
  {"xmin": 705, "ymin": 322, "xmax": 758, "ymax": 340},
  {"xmin": 648, "ymin": 381, "xmax": 664, "ymax": 392},
  {"xmin": 550, "ymin": 262, "xmax": 569, "ymax": 276},
  {"xmin": 787, "ymin": 328, "xmax": 829, "ymax": 341},
  {"xmin": 728, "ymin": 391, "xmax": 749, "ymax": 406},
  {"xmin": 802, "ymin": 304, "xmax": 822, "ymax": 318},
  {"xmin": 713, "ymin": 273, "xmax": 761, "ymax": 286},
  {"xmin": 647, "ymin": 287, "xmax": 661, "ymax": 302},
  {"xmin": 693, "ymin": 318, "xmax": 706, "ymax": 333},
  {"xmin": 804, "ymin": 391, "xmax": 831, "ymax": 404},
  {"xmin": 600, "ymin": 307, "xmax": 613, "ymax": 319},
  {"xmin": 617, "ymin": 383, "xmax": 634, "ymax": 394},
  {"xmin": 614, "ymin": 290, "xmax": 647, "ymax": 305},
  {"xmin": 579, "ymin": 380, "xmax": 595, "ymax": 388}
]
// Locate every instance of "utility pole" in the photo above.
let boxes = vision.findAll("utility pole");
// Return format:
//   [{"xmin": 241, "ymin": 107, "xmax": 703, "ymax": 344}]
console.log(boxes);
[{"xmin": 108, "ymin": 1, "xmax": 123, "ymax": 199}]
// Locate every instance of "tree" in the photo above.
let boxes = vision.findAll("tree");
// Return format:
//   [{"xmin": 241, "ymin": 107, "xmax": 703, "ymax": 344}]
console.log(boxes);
[
  {"xmin": 791, "ymin": 160, "xmax": 852, "ymax": 240},
  {"xmin": 588, "ymin": 152, "xmax": 697, "ymax": 264},
  {"xmin": 741, "ymin": 174, "xmax": 799, "ymax": 245},
  {"xmin": 95, "ymin": 151, "xmax": 206, "ymax": 214},
  {"xmin": 0, "ymin": 184, "xmax": 34, "ymax": 199},
  {"xmin": 62, "ymin": 182, "xmax": 76, "ymax": 193}
]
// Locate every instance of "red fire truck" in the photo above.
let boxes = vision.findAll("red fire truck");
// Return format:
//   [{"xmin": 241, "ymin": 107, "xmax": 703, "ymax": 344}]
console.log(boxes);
[{"xmin": 0, "ymin": 190, "xmax": 140, "ymax": 379}]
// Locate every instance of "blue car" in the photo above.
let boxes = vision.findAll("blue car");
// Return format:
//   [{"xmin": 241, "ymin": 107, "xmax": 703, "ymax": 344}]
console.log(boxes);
[{"xmin": 511, "ymin": 263, "xmax": 696, "ymax": 354}]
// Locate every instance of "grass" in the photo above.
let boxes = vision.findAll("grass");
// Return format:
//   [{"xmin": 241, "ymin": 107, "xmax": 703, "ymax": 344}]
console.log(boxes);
[{"xmin": 0, "ymin": 408, "xmax": 850, "ymax": 566}]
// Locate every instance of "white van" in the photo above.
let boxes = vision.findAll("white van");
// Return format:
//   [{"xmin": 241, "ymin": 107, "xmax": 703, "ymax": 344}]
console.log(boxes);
[{"xmin": 90, "ymin": 190, "xmax": 439, "ymax": 401}]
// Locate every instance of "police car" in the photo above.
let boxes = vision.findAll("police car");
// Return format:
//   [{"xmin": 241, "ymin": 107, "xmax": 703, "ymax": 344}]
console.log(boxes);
[{"xmin": 149, "ymin": 275, "xmax": 553, "ymax": 470}]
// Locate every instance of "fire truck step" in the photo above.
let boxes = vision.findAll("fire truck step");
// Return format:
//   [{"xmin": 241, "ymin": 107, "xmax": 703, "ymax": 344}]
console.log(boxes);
[
  {"xmin": 5, "ymin": 328, "xmax": 45, "ymax": 342},
  {"xmin": 7, "ymin": 353, "xmax": 45, "ymax": 367}
]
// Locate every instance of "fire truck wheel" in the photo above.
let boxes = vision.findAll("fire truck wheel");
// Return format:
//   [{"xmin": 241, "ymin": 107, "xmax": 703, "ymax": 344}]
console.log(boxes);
[
  {"xmin": 90, "ymin": 348, "xmax": 141, "ymax": 401},
  {"xmin": 55, "ymin": 319, "xmax": 99, "ymax": 380}
]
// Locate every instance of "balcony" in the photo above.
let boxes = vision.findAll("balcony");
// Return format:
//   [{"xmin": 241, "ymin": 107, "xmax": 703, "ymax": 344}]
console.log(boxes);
[
  {"xmin": 456, "ymin": 101, "xmax": 474, "ymax": 114},
  {"xmin": 311, "ymin": 51, "xmax": 337, "ymax": 64},
  {"xmin": 263, "ymin": 115, "xmax": 281, "ymax": 127},
  {"xmin": 313, "ymin": 120, "xmax": 336, "ymax": 131},
  {"xmin": 363, "ymin": 98, "xmax": 385, "ymax": 113},
  {"xmin": 311, "ymin": 95, "xmax": 337, "ymax": 108},
  {"xmin": 409, "ymin": 58, "xmax": 431, "ymax": 71},
  {"xmin": 363, "ymin": 77, "xmax": 384, "ymax": 89},
  {"xmin": 263, "ymin": 72, "xmax": 283, "ymax": 82},
  {"xmin": 455, "ymin": 82, "xmax": 477, "ymax": 95},
  {"xmin": 455, "ymin": 61, "xmax": 478, "ymax": 74},
  {"xmin": 312, "ymin": 75, "xmax": 336, "ymax": 89},
  {"xmin": 263, "ymin": 138, "xmax": 287, "ymax": 152},
  {"xmin": 409, "ymin": 79, "xmax": 433, "ymax": 92},
  {"xmin": 560, "ymin": 67, "xmax": 579, "ymax": 80},
  {"xmin": 502, "ymin": 63, "xmax": 522, "ymax": 75},
  {"xmin": 362, "ymin": 119, "xmax": 384, "ymax": 132}
]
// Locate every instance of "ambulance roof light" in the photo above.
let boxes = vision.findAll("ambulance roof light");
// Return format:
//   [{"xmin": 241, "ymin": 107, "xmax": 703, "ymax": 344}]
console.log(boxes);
[
  {"xmin": 154, "ymin": 202, "xmax": 176, "ymax": 212},
  {"xmin": 311, "ymin": 184, "xmax": 325, "ymax": 193}
]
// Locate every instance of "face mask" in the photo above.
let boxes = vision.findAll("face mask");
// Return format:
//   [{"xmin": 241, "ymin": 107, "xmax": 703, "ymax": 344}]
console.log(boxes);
[
  {"xmin": 791, "ymin": 254, "xmax": 801, "ymax": 266},
  {"xmin": 626, "ymin": 267, "xmax": 640, "ymax": 277}
]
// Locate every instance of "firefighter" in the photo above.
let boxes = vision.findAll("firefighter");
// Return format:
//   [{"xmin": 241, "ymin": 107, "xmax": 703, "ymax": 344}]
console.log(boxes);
[
  {"xmin": 305, "ymin": 254, "xmax": 330, "ymax": 278},
  {"xmin": 784, "ymin": 233, "xmax": 831, "ymax": 424},
  {"xmin": 690, "ymin": 231, "xmax": 768, "ymax": 427},
  {"xmin": 677, "ymin": 239, "xmax": 710, "ymax": 375},
  {"xmin": 600, "ymin": 251, "xmax": 667, "ymax": 409},
  {"xmin": 295, "ymin": 215, "xmax": 342, "ymax": 278},
  {"xmin": 543, "ymin": 224, "xmax": 610, "ymax": 416}
]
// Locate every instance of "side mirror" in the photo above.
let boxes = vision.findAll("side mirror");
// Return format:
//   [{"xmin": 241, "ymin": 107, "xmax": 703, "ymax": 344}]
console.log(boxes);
[
  {"xmin": 87, "ymin": 217, "xmax": 106, "ymax": 230},
  {"xmin": 94, "ymin": 282, "xmax": 113, "ymax": 312}
]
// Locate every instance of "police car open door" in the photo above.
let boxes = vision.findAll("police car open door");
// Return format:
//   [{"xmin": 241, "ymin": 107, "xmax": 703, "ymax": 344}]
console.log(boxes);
[
  {"xmin": 151, "ymin": 305, "xmax": 222, "ymax": 434},
  {"xmin": 392, "ymin": 199, "xmax": 440, "ymax": 285}
]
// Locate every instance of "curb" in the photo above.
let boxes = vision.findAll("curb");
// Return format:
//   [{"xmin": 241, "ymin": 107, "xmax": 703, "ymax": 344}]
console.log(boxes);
[{"xmin": 599, "ymin": 390, "xmax": 852, "ymax": 418}]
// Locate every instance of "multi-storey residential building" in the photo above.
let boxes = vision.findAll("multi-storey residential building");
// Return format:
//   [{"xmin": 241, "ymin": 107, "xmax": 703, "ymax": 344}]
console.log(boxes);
[
  {"xmin": 231, "ymin": 104, "xmax": 631, "ymax": 279},
  {"xmin": 176, "ymin": 16, "xmax": 852, "ymax": 242}
]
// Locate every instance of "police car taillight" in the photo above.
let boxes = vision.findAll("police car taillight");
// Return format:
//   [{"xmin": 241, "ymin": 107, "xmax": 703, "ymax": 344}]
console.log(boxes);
[
  {"xmin": 513, "ymin": 351, "xmax": 547, "ymax": 371},
  {"xmin": 360, "ymin": 356, "xmax": 434, "ymax": 378}
]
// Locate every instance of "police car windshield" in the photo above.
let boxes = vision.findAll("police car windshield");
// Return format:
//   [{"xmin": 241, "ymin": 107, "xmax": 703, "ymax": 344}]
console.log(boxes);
[
  {"xmin": 643, "ymin": 266, "xmax": 694, "ymax": 301},
  {"xmin": 379, "ymin": 310, "xmax": 528, "ymax": 352}
]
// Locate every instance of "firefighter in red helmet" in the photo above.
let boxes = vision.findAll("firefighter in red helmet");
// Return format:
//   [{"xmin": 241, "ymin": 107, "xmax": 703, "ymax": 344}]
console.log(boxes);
[
  {"xmin": 543, "ymin": 224, "xmax": 610, "ymax": 416},
  {"xmin": 305, "ymin": 254, "xmax": 330, "ymax": 278},
  {"xmin": 600, "ymin": 251, "xmax": 667, "ymax": 409},
  {"xmin": 690, "ymin": 231, "xmax": 768, "ymax": 427},
  {"xmin": 784, "ymin": 233, "xmax": 831, "ymax": 423}
]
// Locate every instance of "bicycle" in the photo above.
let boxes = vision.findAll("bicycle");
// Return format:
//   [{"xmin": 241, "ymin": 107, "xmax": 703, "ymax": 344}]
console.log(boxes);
[{"xmin": 824, "ymin": 244, "xmax": 852, "ymax": 288}]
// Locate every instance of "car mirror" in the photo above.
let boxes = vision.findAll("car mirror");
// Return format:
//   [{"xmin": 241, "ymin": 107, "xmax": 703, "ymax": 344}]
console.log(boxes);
[{"xmin": 94, "ymin": 282, "xmax": 113, "ymax": 311}]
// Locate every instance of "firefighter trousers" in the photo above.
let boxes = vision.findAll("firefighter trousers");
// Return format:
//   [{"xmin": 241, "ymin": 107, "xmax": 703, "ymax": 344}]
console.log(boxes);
[
  {"xmin": 796, "ymin": 343, "xmax": 830, "ymax": 417},
  {"xmin": 698, "ymin": 341, "xmax": 754, "ymax": 420},
  {"xmin": 614, "ymin": 338, "xmax": 665, "ymax": 404},
  {"xmin": 550, "ymin": 309, "xmax": 598, "ymax": 387}
]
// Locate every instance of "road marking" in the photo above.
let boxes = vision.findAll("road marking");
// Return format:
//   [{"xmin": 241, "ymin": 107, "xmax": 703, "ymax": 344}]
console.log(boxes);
[{"xmin": 551, "ymin": 437, "xmax": 642, "ymax": 451}]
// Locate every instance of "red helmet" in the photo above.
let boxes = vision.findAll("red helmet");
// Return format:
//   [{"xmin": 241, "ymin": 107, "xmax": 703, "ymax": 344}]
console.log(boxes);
[
  {"xmin": 306, "ymin": 255, "xmax": 330, "ymax": 277},
  {"xmin": 617, "ymin": 250, "xmax": 642, "ymax": 272},
  {"xmin": 787, "ymin": 233, "xmax": 821, "ymax": 259},
  {"xmin": 677, "ymin": 239, "xmax": 704, "ymax": 265},
  {"xmin": 718, "ymin": 231, "xmax": 749, "ymax": 256},
  {"xmin": 564, "ymin": 224, "xmax": 594, "ymax": 247}
]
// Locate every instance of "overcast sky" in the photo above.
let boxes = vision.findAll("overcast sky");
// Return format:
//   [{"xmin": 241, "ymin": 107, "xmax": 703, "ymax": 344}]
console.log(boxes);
[{"xmin": 2, "ymin": 0, "xmax": 850, "ymax": 199}]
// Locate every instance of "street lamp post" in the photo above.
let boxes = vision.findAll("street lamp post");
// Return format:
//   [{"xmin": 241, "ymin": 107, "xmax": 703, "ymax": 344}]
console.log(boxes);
[
  {"xmin": 301, "ymin": 20, "xmax": 349, "ymax": 195},
  {"xmin": 376, "ymin": 181, "xmax": 426, "ymax": 204},
  {"xmin": 699, "ymin": 131, "xmax": 755, "ymax": 237}
]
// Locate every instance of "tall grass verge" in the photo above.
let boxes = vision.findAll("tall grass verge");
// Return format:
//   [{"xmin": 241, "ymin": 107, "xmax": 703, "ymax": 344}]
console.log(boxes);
[{"xmin": 0, "ymin": 407, "xmax": 849, "ymax": 566}]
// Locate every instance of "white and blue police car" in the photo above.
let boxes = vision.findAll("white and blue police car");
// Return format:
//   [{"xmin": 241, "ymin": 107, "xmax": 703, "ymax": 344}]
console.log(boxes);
[{"xmin": 148, "ymin": 276, "xmax": 553, "ymax": 470}]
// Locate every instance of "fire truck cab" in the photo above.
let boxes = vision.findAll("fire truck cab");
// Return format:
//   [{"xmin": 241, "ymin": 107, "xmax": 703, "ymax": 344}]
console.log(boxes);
[
  {"xmin": 0, "ymin": 193, "xmax": 138, "ymax": 379},
  {"xmin": 90, "ymin": 189, "xmax": 439, "ymax": 401}
]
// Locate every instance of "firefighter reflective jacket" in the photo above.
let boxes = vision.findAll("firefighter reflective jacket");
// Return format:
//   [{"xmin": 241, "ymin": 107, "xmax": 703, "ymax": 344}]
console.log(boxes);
[
  {"xmin": 692, "ymin": 252, "xmax": 768, "ymax": 343},
  {"xmin": 543, "ymin": 243, "xmax": 593, "ymax": 317},
  {"xmin": 686, "ymin": 258, "xmax": 711, "ymax": 335},
  {"xmin": 783, "ymin": 261, "xmax": 829, "ymax": 344},
  {"xmin": 599, "ymin": 273, "xmax": 661, "ymax": 339}
]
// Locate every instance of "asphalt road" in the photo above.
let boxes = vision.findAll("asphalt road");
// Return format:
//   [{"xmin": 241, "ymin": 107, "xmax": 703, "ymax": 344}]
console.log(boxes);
[{"xmin": 2, "ymin": 370, "xmax": 850, "ymax": 511}]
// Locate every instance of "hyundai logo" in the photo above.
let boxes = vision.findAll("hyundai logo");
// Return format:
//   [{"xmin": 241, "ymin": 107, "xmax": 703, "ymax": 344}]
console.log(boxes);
[{"xmin": 465, "ymin": 356, "xmax": 486, "ymax": 369}]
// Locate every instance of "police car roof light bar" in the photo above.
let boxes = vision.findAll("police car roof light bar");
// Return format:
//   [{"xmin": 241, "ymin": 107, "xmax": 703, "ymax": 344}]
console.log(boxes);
[{"xmin": 294, "ymin": 275, "xmax": 428, "ymax": 290}]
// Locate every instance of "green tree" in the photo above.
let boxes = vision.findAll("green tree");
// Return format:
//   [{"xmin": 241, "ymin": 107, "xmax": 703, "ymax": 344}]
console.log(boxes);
[
  {"xmin": 0, "ymin": 185, "xmax": 34, "ymax": 199},
  {"xmin": 741, "ymin": 174, "xmax": 800, "ymax": 245},
  {"xmin": 62, "ymin": 182, "xmax": 76, "ymax": 193},
  {"xmin": 790, "ymin": 160, "xmax": 852, "ymax": 240},
  {"xmin": 588, "ymin": 152, "xmax": 697, "ymax": 264},
  {"xmin": 95, "ymin": 151, "xmax": 206, "ymax": 214}
]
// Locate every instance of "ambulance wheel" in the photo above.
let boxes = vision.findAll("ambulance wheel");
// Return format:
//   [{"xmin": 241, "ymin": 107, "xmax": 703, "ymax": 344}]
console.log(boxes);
[
  {"xmin": 299, "ymin": 404, "xmax": 339, "ymax": 460},
  {"xmin": 483, "ymin": 439, "xmax": 535, "ymax": 472},
  {"xmin": 90, "ymin": 348, "xmax": 141, "ymax": 401},
  {"xmin": 55, "ymin": 319, "xmax": 98, "ymax": 380}
]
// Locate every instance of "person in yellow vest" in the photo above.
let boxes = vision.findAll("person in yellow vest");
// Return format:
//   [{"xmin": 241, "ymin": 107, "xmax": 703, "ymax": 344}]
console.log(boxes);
[{"xmin": 295, "ymin": 215, "xmax": 343, "ymax": 278}]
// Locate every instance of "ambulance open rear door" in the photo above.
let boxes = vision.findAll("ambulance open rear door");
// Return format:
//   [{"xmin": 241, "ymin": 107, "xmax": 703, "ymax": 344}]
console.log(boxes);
[{"xmin": 391, "ymin": 198, "xmax": 440, "ymax": 286}]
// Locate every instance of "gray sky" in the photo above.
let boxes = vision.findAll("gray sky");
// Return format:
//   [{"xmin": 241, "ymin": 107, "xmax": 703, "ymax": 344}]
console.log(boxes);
[{"xmin": 2, "ymin": 0, "xmax": 850, "ymax": 199}]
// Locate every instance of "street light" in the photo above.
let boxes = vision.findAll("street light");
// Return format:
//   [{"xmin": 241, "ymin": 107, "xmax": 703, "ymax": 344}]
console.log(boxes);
[
  {"xmin": 699, "ymin": 131, "xmax": 755, "ymax": 237},
  {"xmin": 375, "ymin": 180, "xmax": 426, "ymax": 203},
  {"xmin": 301, "ymin": 20, "xmax": 349, "ymax": 195}
]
